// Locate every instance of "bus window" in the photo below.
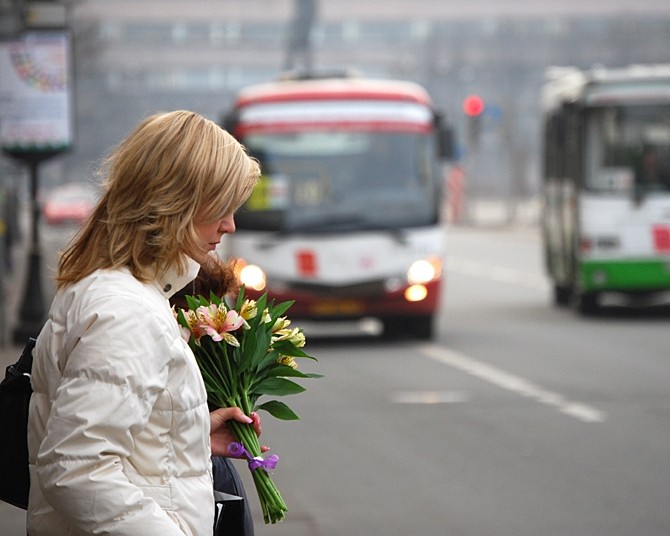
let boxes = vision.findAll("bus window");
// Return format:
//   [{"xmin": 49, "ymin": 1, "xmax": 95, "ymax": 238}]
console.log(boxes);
[
  {"xmin": 584, "ymin": 104, "xmax": 670, "ymax": 194},
  {"xmin": 635, "ymin": 145, "xmax": 670, "ymax": 196},
  {"xmin": 237, "ymin": 131, "xmax": 440, "ymax": 232}
]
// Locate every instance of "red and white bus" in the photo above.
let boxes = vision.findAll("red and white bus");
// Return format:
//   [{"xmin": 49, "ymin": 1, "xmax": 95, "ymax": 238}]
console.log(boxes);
[{"xmin": 221, "ymin": 73, "xmax": 453, "ymax": 338}]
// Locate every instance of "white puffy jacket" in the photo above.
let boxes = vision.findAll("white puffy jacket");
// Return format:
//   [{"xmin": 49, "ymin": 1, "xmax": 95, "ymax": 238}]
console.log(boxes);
[{"xmin": 27, "ymin": 259, "xmax": 215, "ymax": 535}]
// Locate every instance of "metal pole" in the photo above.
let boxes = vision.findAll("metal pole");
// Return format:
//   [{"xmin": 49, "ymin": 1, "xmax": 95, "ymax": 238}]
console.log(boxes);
[{"xmin": 12, "ymin": 157, "xmax": 45, "ymax": 343}]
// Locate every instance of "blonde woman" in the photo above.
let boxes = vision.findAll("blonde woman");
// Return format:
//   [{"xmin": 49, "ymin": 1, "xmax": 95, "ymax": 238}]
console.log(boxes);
[{"xmin": 27, "ymin": 111, "xmax": 261, "ymax": 535}]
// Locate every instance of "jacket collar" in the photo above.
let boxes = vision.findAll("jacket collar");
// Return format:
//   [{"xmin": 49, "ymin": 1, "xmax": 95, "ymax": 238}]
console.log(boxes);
[{"xmin": 154, "ymin": 256, "xmax": 201, "ymax": 300}]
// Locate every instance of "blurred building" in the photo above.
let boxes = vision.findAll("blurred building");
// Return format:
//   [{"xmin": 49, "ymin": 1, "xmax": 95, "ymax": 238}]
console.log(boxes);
[{"xmin": 5, "ymin": 0, "xmax": 670, "ymax": 195}]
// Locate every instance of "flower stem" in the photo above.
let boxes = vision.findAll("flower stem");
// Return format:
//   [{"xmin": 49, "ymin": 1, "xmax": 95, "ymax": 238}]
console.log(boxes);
[{"xmin": 228, "ymin": 420, "xmax": 287, "ymax": 523}]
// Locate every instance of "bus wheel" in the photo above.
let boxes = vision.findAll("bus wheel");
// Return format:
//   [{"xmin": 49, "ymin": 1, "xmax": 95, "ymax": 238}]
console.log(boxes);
[
  {"xmin": 382, "ymin": 315, "xmax": 434, "ymax": 340},
  {"xmin": 574, "ymin": 291, "xmax": 599, "ymax": 315},
  {"xmin": 553, "ymin": 284, "xmax": 572, "ymax": 306}
]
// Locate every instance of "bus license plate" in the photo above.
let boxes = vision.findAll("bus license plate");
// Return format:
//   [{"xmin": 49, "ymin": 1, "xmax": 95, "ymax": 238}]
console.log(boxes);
[{"xmin": 311, "ymin": 299, "xmax": 364, "ymax": 316}]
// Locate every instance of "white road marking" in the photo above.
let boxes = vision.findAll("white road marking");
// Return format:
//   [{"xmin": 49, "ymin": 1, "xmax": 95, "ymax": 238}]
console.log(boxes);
[
  {"xmin": 446, "ymin": 256, "xmax": 550, "ymax": 290},
  {"xmin": 392, "ymin": 390, "xmax": 469, "ymax": 404},
  {"xmin": 417, "ymin": 344, "xmax": 607, "ymax": 423}
]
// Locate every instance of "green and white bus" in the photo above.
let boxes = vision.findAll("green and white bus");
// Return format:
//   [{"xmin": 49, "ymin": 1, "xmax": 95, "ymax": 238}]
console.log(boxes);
[{"xmin": 541, "ymin": 65, "xmax": 670, "ymax": 312}]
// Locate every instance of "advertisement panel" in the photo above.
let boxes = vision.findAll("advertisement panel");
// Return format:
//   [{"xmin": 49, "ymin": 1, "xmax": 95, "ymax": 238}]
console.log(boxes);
[{"xmin": 0, "ymin": 30, "xmax": 72, "ymax": 155}]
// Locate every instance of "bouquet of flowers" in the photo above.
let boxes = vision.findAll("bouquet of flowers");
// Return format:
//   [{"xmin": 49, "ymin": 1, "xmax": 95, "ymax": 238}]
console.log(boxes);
[{"xmin": 176, "ymin": 290, "xmax": 319, "ymax": 524}]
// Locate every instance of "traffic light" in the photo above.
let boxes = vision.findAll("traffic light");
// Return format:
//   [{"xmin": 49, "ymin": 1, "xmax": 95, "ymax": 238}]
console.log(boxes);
[
  {"xmin": 463, "ymin": 94, "xmax": 485, "ymax": 117},
  {"xmin": 463, "ymin": 94, "xmax": 485, "ymax": 149}
]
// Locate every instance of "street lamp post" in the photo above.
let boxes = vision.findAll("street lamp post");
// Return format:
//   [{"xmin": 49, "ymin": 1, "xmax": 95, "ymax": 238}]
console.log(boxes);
[
  {"xmin": 12, "ymin": 154, "xmax": 49, "ymax": 342},
  {"xmin": 0, "ymin": 1, "xmax": 73, "ymax": 342}
]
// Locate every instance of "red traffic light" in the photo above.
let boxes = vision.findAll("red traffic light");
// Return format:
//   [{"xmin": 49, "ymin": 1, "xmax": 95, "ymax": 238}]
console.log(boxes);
[{"xmin": 463, "ymin": 94, "xmax": 485, "ymax": 116}]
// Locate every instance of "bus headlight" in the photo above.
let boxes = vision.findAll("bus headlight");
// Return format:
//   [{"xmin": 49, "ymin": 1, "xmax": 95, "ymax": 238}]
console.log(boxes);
[
  {"xmin": 405, "ymin": 284, "xmax": 428, "ymax": 302},
  {"xmin": 239, "ymin": 264, "xmax": 267, "ymax": 291},
  {"xmin": 407, "ymin": 256, "xmax": 442, "ymax": 285}
]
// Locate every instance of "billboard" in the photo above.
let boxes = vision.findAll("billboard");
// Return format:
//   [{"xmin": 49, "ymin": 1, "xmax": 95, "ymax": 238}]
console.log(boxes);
[{"xmin": 0, "ymin": 30, "xmax": 73, "ymax": 155}]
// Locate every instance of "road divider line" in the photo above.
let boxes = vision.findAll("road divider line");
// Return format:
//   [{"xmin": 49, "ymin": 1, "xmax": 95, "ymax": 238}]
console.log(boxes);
[
  {"xmin": 418, "ymin": 344, "xmax": 606, "ymax": 423},
  {"xmin": 392, "ymin": 390, "xmax": 469, "ymax": 404}
]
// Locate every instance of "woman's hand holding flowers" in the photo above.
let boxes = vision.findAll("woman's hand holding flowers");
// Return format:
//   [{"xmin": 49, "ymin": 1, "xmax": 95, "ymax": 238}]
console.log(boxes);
[{"xmin": 210, "ymin": 409, "xmax": 266, "ymax": 457}]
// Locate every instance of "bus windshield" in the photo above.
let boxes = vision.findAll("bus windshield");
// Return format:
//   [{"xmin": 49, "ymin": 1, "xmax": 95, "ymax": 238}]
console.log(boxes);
[
  {"xmin": 236, "ymin": 131, "xmax": 440, "ymax": 232},
  {"xmin": 584, "ymin": 104, "xmax": 670, "ymax": 195}
]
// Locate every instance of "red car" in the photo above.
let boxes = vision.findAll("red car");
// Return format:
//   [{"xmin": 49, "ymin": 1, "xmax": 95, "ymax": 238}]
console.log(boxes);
[{"xmin": 42, "ymin": 183, "xmax": 98, "ymax": 226}]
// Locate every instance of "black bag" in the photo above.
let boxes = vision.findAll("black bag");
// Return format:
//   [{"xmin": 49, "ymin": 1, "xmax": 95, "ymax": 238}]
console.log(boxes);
[
  {"xmin": 212, "ymin": 456, "xmax": 254, "ymax": 535},
  {"xmin": 213, "ymin": 490, "xmax": 245, "ymax": 536},
  {"xmin": 0, "ymin": 338, "xmax": 35, "ymax": 510}
]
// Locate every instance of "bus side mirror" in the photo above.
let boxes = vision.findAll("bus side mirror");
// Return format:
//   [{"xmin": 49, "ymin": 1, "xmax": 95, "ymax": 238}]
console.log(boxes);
[{"xmin": 221, "ymin": 110, "xmax": 239, "ymax": 134}]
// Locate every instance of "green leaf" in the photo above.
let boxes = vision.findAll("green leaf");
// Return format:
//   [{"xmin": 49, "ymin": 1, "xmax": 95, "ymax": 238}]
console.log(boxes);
[
  {"xmin": 208, "ymin": 291, "xmax": 222, "ymax": 305},
  {"xmin": 241, "ymin": 326, "xmax": 273, "ymax": 372},
  {"xmin": 256, "ymin": 347, "xmax": 281, "ymax": 372},
  {"xmin": 234, "ymin": 285, "xmax": 246, "ymax": 309},
  {"xmin": 176, "ymin": 308, "xmax": 188, "ymax": 328},
  {"xmin": 185, "ymin": 295, "xmax": 200, "ymax": 310},
  {"xmin": 257, "ymin": 400, "xmax": 300, "ymax": 420},
  {"xmin": 254, "ymin": 293, "xmax": 269, "ymax": 319},
  {"xmin": 271, "ymin": 340, "xmax": 316, "ymax": 360},
  {"xmin": 255, "ymin": 377, "xmax": 306, "ymax": 396},
  {"xmin": 265, "ymin": 364, "xmax": 311, "ymax": 379},
  {"xmin": 264, "ymin": 364, "xmax": 322, "ymax": 380},
  {"xmin": 188, "ymin": 294, "xmax": 210, "ymax": 308},
  {"xmin": 268, "ymin": 300, "xmax": 294, "ymax": 320}
]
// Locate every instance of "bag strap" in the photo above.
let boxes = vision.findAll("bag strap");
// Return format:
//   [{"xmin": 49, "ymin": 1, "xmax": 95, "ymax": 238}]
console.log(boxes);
[{"xmin": 4, "ymin": 338, "xmax": 36, "ymax": 381}]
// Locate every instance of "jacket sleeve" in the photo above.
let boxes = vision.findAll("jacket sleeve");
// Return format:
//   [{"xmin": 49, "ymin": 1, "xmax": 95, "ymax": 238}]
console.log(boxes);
[{"xmin": 34, "ymin": 292, "xmax": 192, "ymax": 535}]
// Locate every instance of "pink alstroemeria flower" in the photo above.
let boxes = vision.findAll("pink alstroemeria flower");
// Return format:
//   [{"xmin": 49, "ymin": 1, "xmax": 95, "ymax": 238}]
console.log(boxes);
[
  {"xmin": 195, "ymin": 304, "xmax": 245, "ymax": 346},
  {"xmin": 182, "ymin": 309, "xmax": 207, "ymax": 341}
]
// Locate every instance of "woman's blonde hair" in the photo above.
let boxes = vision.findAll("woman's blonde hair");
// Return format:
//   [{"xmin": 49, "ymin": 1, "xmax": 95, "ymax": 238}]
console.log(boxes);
[{"xmin": 56, "ymin": 110, "xmax": 260, "ymax": 288}]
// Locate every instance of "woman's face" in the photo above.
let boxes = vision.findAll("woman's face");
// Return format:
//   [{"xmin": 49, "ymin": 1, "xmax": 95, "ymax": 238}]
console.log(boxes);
[{"xmin": 192, "ymin": 213, "xmax": 236, "ymax": 264}]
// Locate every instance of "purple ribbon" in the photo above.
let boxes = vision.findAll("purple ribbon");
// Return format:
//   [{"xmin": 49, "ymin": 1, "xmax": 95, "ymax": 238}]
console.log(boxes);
[{"xmin": 227, "ymin": 441, "xmax": 279, "ymax": 472}]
